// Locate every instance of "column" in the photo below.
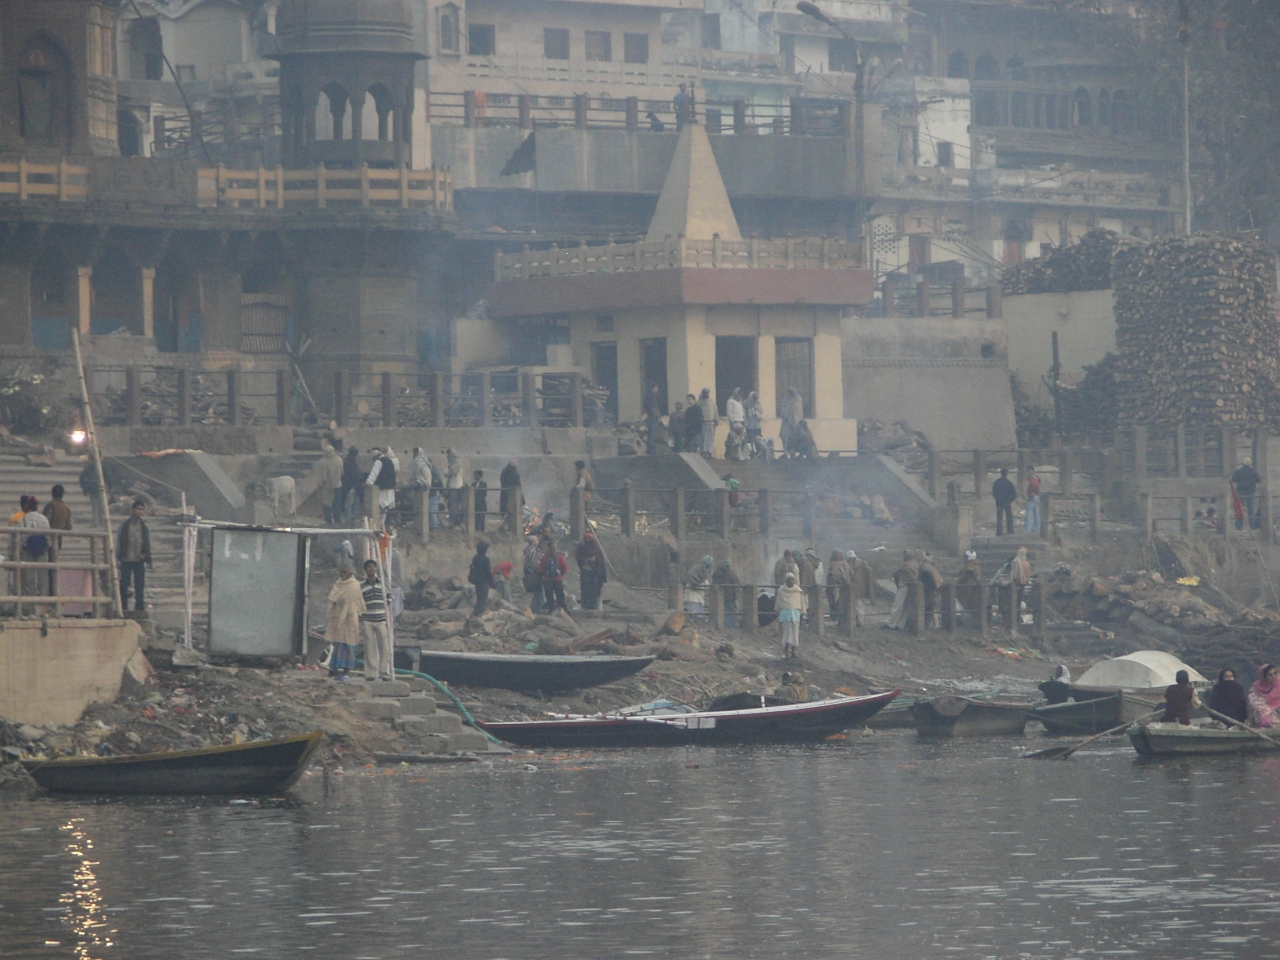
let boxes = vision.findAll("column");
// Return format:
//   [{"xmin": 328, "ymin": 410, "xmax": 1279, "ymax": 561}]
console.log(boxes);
[
  {"xmin": 756, "ymin": 335, "xmax": 777, "ymax": 425},
  {"xmin": 76, "ymin": 265, "xmax": 93, "ymax": 337},
  {"xmin": 140, "ymin": 266, "xmax": 156, "ymax": 339}
]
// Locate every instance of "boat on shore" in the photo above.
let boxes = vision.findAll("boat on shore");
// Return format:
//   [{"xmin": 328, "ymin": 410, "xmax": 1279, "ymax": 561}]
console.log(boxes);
[
  {"xmin": 21, "ymin": 731, "xmax": 323, "ymax": 796},
  {"xmin": 1034, "ymin": 691, "xmax": 1161, "ymax": 736},
  {"xmin": 1129, "ymin": 722, "xmax": 1280, "ymax": 758},
  {"xmin": 478, "ymin": 690, "xmax": 900, "ymax": 748},
  {"xmin": 417, "ymin": 651, "xmax": 654, "ymax": 692},
  {"xmin": 910, "ymin": 696, "xmax": 1033, "ymax": 737}
]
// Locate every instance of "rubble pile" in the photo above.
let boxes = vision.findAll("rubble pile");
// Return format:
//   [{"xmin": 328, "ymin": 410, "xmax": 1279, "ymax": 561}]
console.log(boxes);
[
  {"xmin": 1113, "ymin": 235, "xmax": 1280, "ymax": 427},
  {"xmin": 858, "ymin": 419, "xmax": 928, "ymax": 472},
  {"xmin": 1050, "ymin": 568, "xmax": 1237, "ymax": 637},
  {"xmin": 1002, "ymin": 228, "xmax": 1119, "ymax": 295}
]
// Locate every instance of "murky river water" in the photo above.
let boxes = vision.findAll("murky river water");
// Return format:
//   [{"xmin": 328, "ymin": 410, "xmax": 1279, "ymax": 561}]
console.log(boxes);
[{"xmin": 4, "ymin": 734, "xmax": 1280, "ymax": 960}]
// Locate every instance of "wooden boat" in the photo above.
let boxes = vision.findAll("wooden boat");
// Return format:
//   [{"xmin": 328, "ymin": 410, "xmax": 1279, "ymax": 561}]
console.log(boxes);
[
  {"xmin": 1129, "ymin": 722, "xmax": 1280, "ymax": 758},
  {"xmin": 418, "ymin": 651, "xmax": 654, "ymax": 692},
  {"xmin": 478, "ymin": 690, "xmax": 900, "ymax": 748},
  {"xmin": 1034, "ymin": 691, "xmax": 1161, "ymax": 736},
  {"xmin": 22, "ymin": 731, "xmax": 323, "ymax": 796},
  {"xmin": 910, "ymin": 696, "xmax": 1033, "ymax": 737},
  {"xmin": 863, "ymin": 698, "xmax": 917, "ymax": 730}
]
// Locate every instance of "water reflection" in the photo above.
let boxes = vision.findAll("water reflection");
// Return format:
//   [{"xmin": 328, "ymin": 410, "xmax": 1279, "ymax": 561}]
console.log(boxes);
[{"xmin": 3, "ymin": 738, "xmax": 1280, "ymax": 959}]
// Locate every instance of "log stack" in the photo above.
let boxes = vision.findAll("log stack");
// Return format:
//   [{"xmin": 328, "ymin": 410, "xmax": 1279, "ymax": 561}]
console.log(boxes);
[
  {"xmin": 1002, "ymin": 228, "xmax": 1119, "ymax": 295},
  {"xmin": 1113, "ymin": 235, "xmax": 1280, "ymax": 427}
]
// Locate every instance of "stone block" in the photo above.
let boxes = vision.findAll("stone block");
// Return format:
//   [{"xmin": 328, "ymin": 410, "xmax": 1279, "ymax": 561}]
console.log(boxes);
[
  {"xmin": 352, "ymin": 699, "xmax": 402, "ymax": 721},
  {"xmin": 367, "ymin": 680, "xmax": 411, "ymax": 698},
  {"xmin": 403, "ymin": 677, "xmax": 430, "ymax": 692},
  {"xmin": 399, "ymin": 695, "xmax": 437, "ymax": 716},
  {"xmin": 396, "ymin": 718, "xmax": 454, "ymax": 743},
  {"xmin": 401, "ymin": 712, "xmax": 462, "ymax": 735},
  {"xmin": 448, "ymin": 729, "xmax": 494, "ymax": 753}
]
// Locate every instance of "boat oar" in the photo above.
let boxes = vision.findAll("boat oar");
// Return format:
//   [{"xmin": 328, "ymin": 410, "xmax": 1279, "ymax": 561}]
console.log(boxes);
[
  {"xmin": 1023, "ymin": 709, "xmax": 1164, "ymax": 760},
  {"xmin": 1202, "ymin": 705, "xmax": 1280, "ymax": 749}
]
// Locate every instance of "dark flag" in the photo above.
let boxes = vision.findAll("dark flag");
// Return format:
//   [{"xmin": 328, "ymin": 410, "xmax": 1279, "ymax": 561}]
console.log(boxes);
[{"xmin": 500, "ymin": 132, "xmax": 536, "ymax": 176}]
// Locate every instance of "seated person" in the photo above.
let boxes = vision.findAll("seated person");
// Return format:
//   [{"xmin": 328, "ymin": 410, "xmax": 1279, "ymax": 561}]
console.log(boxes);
[
  {"xmin": 1207, "ymin": 667, "xmax": 1248, "ymax": 723},
  {"xmin": 1162, "ymin": 669, "xmax": 1198, "ymax": 725}
]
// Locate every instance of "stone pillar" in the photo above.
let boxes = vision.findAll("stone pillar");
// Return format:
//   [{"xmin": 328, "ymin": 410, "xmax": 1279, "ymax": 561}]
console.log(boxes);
[
  {"xmin": 975, "ymin": 584, "xmax": 988, "ymax": 636},
  {"xmin": 671, "ymin": 488, "xmax": 686, "ymax": 541},
  {"xmin": 523, "ymin": 373, "xmax": 539, "ymax": 427},
  {"xmin": 972, "ymin": 451, "xmax": 985, "ymax": 503},
  {"xmin": 882, "ymin": 278, "xmax": 895, "ymax": 316},
  {"xmin": 1058, "ymin": 449, "xmax": 1073, "ymax": 495},
  {"xmin": 839, "ymin": 585, "xmax": 855, "ymax": 638},
  {"xmin": 227, "ymin": 369, "xmax": 241, "ymax": 426},
  {"xmin": 570, "ymin": 373, "xmax": 584, "ymax": 428},
  {"xmin": 916, "ymin": 280, "xmax": 929, "ymax": 318},
  {"xmin": 1175, "ymin": 423, "xmax": 1187, "ymax": 479},
  {"xmin": 431, "ymin": 372, "xmax": 446, "ymax": 428},
  {"xmin": 1183, "ymin": 497, "xmax": 1194, "ymax": 536},
  {"xmin": 928, "ymin": 448, "xmax": 941, "ymax": 500},
  {"xmin": 464, "ymin": 484, "xmax": 475, "ymax": 544},
  {"xmin": 1030, "ymin": 580, "xmax": 1047, "ymax": 642},
  {"xmin": 506, "ymin": 486, "xmax": 523, "ymax": 533},
  {"xmin": 1141, "ymin": 492, "xmax": 1153, "ymax": 540},
  {"xmin": 809, "ymin": 585, "xmax": 825, "ymax": 637},
  {"xmin": 382, "ymin": 372, "xmax": 395, "ymax": 428},
  {"xmin": 76, "ymin": 265, "xmax": 93, "ymax": 337},
  {"xmin": 1090, "ymin": 493, "xmax": 1101, "ymax": 543},
  {"xmin": 951, "ymin": 279, "xmax": 964, "ymax": 318},
  {"xmin": 480, "ymin": 371, "xmax": 492, "ymax": 427},
  {"xmin": 1221, "ymin": 427, "xmax": 1235, "ymax": 475},
  {"xmin": 569, "ymin": 487, "xmax": 586, "ymax": 542},
  {"xmin": 1003, "ymin": 581, "xmax": 1019, "ymax": 636},
  {"xmin": 1257, "ymin": 429, "xmax": 1273, "ymax": 543},
  {"xmin": 985, "ymin": 283, "xmax": 1002, "ymax": 318},
  {"xmin": 756, "ymin": 335, "xmax": 776, "ymax": 426},
  {"xmin": 1040, "ymin": 492, "xmax": 1052, "ymax": 540},
  {"xmin": 412, "ymin": 488, "xmax": 431, "ymax": 542},
  {"xmin": 941, "ymin": 583, "xmax": 956, "ymax": 633},
  {"xmin": 716, "ymin": 488, "xmax": 731, "ymax": 539},
  {"xmin": 140, "ymin": 266, "xmax": 156, "ymax": 339},
  {"xmin": 710, "ymin": 583, "xmax": 724, "ymax": 628},
  {"xmin": 176, "ymin": 370, "xmax": 191, "ymax": 426},
  {"xmin": 621, "ymin": 480, "xmax": 635, "ymax": 537},
  {"xmin": 906, "ymin": 581, "xmax": 923, "ymax": 635},
  {"xmin": 757, "ymin": 488, "xmax": 771, "ymax": 538},
  {"xmin": 277, "ymin": 369, "xmax": 290, "ymax": 425}
]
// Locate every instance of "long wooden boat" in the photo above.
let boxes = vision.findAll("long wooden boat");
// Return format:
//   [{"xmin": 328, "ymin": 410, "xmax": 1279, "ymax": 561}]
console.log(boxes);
[
  {"xmin": 1034, "ymin": 691, "xmax": 1161, "ymax": 736},
  {"xmin": 1129, "ymin": 722, "xmax": 1280, "ymax": 758},
  {"xmin": 418, "ymin": 650, "xmax": 654, "ymax": 692},
  {"xmin": 478, "ymin": 690, "xmax": 900, "ymax": 748},
  {"xmin": 910, "ymin": 696, "xmax": 1033, "ymax": 737},
  {"xmin": 21, "ymin": 731, "xmax": 323, "ymax": 796}
]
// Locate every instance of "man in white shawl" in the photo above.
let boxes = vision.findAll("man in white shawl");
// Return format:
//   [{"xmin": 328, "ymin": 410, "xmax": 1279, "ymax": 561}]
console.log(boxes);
[{"xmin": 325, "ymin": 567, "xmax": 365, "ymax": 680}]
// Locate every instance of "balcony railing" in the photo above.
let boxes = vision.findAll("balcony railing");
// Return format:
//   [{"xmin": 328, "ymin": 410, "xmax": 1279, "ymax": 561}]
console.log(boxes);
[
  {"xmin": 496, "ymin": 237, "xmax": 864, "ymax": 280},
  {"xmin": 197, "ymin": 164, "xmax": 452, "ymax": 211},
  {"xmin": 0, "ymin": 159, "xmax": 89, "ymax": 202}
]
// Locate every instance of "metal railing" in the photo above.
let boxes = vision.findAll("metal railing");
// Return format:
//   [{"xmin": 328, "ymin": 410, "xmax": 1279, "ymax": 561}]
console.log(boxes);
[
  {"xmin": 197, "ymin": 164, "xmax": 452, "ymax": 211},
  {"xmin": 1, "ymin": 530, "xmax": 117, "ymax": 618}
]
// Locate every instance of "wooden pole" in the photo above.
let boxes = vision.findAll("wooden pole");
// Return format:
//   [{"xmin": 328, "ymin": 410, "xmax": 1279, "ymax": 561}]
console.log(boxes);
[{"xmin": 71, "ymin": 328, "xmax": 121, "ymax": 617}]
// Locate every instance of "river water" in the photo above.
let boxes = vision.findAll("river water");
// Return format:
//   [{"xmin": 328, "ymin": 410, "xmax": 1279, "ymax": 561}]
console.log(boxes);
[{"xmin": 3, "ymin": 733, "xmax": 1280, "ymax": 960}]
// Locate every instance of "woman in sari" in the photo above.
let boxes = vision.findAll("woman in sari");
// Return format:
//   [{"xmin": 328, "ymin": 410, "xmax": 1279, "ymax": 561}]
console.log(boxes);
[
  {"xmin": 326, "ymin": 567, "xmax": 365, "ymax": 681},
  {"xmin": 1247, "ymin": 663, "xmax": 1280, "ymax": 727}
]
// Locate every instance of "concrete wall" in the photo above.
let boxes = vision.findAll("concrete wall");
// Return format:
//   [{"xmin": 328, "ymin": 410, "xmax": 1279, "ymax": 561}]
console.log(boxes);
[
  {"xmin": 0, "ymin": 619, "xmax": 142, "ymax": 726},
  {"xmin": 1004, "ymin": 289, "xmax": 1116, "ymax": 407}
]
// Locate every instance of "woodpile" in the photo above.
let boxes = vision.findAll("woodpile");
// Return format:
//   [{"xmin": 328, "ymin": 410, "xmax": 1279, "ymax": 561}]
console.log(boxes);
[
  {"xmin": 1057, "ymin": 353, "xmax": 1119, "ymax": 441},
  {"xmin": 1002, "ymin": 228, "xmax": 1118, "ymax": 295},
  {"xmin": 1112, "ymin": 235, "xmax": 1280, "ymax": 427}
]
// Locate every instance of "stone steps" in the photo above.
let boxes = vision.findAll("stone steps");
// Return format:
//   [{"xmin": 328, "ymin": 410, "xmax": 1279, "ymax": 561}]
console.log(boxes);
[{"xmin": 345, "ymin": 676, "xmax": 500, "ymax": 755}]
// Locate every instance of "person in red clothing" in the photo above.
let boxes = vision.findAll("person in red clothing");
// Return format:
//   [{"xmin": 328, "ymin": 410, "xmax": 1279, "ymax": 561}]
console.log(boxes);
[
  {"xmin": 537, "ymin": 539, "xmax": 569, "ymax": 611},
  {"xmin": 491, "ymin": 560, "xmax": 513, "ymax": 603}
]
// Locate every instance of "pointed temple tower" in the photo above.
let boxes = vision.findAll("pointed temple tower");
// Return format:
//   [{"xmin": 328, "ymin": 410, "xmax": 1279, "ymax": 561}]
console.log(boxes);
[{"xmin": 487, "ymin": 124, "xmax": 873, "ymax": 451}]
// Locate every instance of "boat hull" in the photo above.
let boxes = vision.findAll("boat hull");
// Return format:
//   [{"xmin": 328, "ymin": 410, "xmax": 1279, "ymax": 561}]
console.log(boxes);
[
  {"xmin": 910, "ymin": 697, "xmax": 1032, "ymax": 737},
  {"xmin": 1034, "ymin": 692, "xmax": 1160, "ymax": 736},
  {"xmin": 1129, "ymin": 723, "xmax": 1280, "ymax": 758},
  {"xmin": 418, "ymin": 651, "xmax": 654, "ymax": 692},
  {"xmin": 478, "ymin": 691, "xmax": 899, "ymax": 748},
  {"xmin": 22, "ymin": 732, "xmax": 323, "ymax": 795}
]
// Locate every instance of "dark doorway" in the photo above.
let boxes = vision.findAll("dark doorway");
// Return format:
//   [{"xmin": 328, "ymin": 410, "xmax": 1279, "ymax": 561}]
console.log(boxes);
[
  {"xmin": 775, "ymin": 337, "xmax": 814, "ymax": 418},
  {"xmin": 591, "ymin": 341, "xmax": 618, "ymax": 421},
  {"xmin": 118, "ymin": 111, "xmax": 141, "ymax": 157},
  {"xmin": 715, "ymin": 335, "xmax": 756, "ymax": 414},
  {"xmin": 640, "ymin": 337, "xmax": 667, "ymax": 411}
]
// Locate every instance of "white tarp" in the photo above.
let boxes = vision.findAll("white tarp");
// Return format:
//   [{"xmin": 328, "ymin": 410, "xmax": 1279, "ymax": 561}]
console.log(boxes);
[{"xmin": 1076, "ymin": 651, "xmax": 1208, "ymax": 690}]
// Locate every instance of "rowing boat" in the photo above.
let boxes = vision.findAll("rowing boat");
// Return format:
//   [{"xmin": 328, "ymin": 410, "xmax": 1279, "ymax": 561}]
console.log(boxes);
[
  {"xmin": 910, "ymin": 696, "xmax": 1033, "ymax": 737},
  {"xmin": 478, "ymin": 690, "xmax": 900, "ymax": 748},
  {"xmin": 1128, "ymin": 722, "xmax": 1280, "ymax": 758},
  {"xmin": 1033, "ymin": 691, "xmax": 1161, "ymax": 736},
  {"xmin": 21, "ymin": 731, "xmax": 323, "ymax": 795},
  {"xmin": 417, "ymin": 650, "xmax": 654, "ymax": 692}
]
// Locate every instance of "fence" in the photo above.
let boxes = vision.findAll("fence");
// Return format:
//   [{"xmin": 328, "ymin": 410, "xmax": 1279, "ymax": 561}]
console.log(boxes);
[
  {"xmin": 196, "ymin": 164, "xmax": 452, "ymax": 211},
  {"xmin": 90, "ymin": 366, "xmax": 291, "ymax": 428},
  {"xmin": 0, "ymin": 158, "xmax": 89, "ymax": 203},
  {"xmin": 0, "ymin": 529, "xmax": 118, "ymax": 618}
]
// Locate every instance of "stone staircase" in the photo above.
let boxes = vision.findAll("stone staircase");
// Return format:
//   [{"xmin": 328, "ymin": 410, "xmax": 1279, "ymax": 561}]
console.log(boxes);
[{"xmin": 348, "ymin": 677, "xmax": 496, "ymax": 754}]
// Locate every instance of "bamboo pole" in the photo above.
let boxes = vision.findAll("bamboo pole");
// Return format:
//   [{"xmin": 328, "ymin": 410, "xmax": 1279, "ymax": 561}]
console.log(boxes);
[{"xmin": 71, "ymin": 328, "xmax": 122, "ymax": 617}]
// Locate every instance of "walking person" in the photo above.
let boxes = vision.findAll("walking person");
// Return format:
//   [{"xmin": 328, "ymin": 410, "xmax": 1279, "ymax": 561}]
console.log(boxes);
[
  {"xmin": 116, "ymin": 499, "xmax": 152, "ymax": 612},
  {"xmin": 468, "ymin": 541, "xmax": 494, "ymax": 617},
  {"xmin": 366, "ymin": 447, "xmax": 398, "ymax": 518},
  {"xmin": 537, "ymin": 539, "xmax": 568, "ymax": 612},
  {"xmin": 576, "ymin": 530, "xmax": 607, "ymax": 610},
  {"xmin": 1023, "ymin": 465, "xmax": 1041, "ymax": 534},
  {"xmin": 318, "ymin": 441, "xmax": 344, "ymax": 524},
  {"xmin": 992, "ymin": 467, "xmax": 1017, "ymax": 536},
  {"xmin": 325, "ymin": 567, "xmax": 364, "ymax": 681},
  {"xmin": 696, "ymin": 388, "xmax": 717, "ymax": 457},
  {"xmin": 340, "ymin": 446, "xmax": 364, "ymax": 523},
  {"xmin": 472, "ymin": 470, "xmax": 489, "ymax": 531},
  {"xmin": 360, "ymin": 559, "xmax": 394, "ymax": 682},
  {"xmin": 522, "ymin": 534, "xmax": 544, "ymax": 613},
  {"xmin": 777, "ymin": 572, "xmax": 807, "ymax": 659}
]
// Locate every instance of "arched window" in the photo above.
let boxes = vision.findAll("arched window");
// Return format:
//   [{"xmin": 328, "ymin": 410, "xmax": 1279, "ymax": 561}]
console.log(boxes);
[
  {"xmin": 117, "ymin": 110, "xmax": 141, "ymax": 156},
  {"xmin": 439, "ymin": 3, "xmax": 460, "ymax": 54},
  {"xmin": 1074, "ymin": 88, "xmax": 1092, "ymax": 126},
  {"xmin": 320, "ymin": 82, "xmax": 348, "ymax": 140},
  {"xmin": 17, "ymin": 35, "xmax": 73, "ymax": 149},
  {"xmin": 946, "ymin": 50, "xmax": 969, "ymax": 79},
  {"xmin": 973, "ymin": 53, "xmax": 998, "ymax": 80},
  {"xmin": 126, "ymin": 18, "xmax": 163, "ymax": 81},
  {"xmin": 1098, "ymin": 88, "xmax": 1110, "ymax": 126}
]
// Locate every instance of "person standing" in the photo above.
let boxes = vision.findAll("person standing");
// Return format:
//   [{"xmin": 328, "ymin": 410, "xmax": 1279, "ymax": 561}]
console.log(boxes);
[
  {"xmin": 696, "ymin": 388, "xmax": 717, "ymax": 457},
  {"xmin": 537, "ymin": 539, "xmax": 568, "ymax": 612},
  {"xmin": 472, "ymin": 470, "xmax": 489, "ymax": 531},
  {"xmin": 43, "ymin": 484, "xmax": 71, "ymax": 559},
  {"xmin": 670, "ymin": 401, "xmax": 686, "ymax": 453},
  {"xmin": 522, "ymin": 535, "xmax": 544, "ymax": 613},
  {"xmin": 574, "ymin": 460, "xmax": 594, "ymax": 507},
  {"xmin": 445, "ymin": 449, "xmax": 465, "ymax": 526},
  {"xmin": 776, "ymin": 572, "xmax": 806, "ymax": 659},
  {"xmin": 681, "ymin": 393, "xmax": 702, "ymax": 455},
  {"xmin": 575, "ymin": 530, "xmax": 607, "ymax": 610},
  {"xmin": 1023, "ymin": 465, "xmax": 1042, "ymax": 534},
  {"xmin": 712, "ymin": 557, "xmax": 741, "ymax": 627},
  {"xmin": 79, "ymin": 462, "xmax": 108, "ymax": 529},
  {"xmin": 919, "ymin": 551, "xmax": 942, "ymax": 629},
  {"xmin": 1232, "ymin": 457, "xmax": 1263, "ymax": 530},
  {"xmin": 672, "ymin": 82, "xmax": 693, "ymax": 129},
  {"xmin": 325, "ymin": 567, "xmax": 364, "ymax": 681},
  {"xmin": 360, "ymin": 559, "xmax": 394, "ymax": 682},
  {"xmin": 725, "ymin": 387, "xmax": 745, "ymax": 434},
  {"xmin": 406, "ymin": 447, "xmax": 433, "ymax": 490},
  {"xmin": 116, "ymin": 499, "xmax": 152, "ymax": 612},
  {"xmin": 340, "ymin": 446, "xmax": 364, "ymax": 523},
  {"xmin": 744, "ymin": 391, "xmax": 763, "ymax": 444},
  {"xmin": 992, "ymin": 467, "xmax": 1017, "ymax": 536},
  {"xmin": 17, "ymin": 497, "xmax": 51, "ymax": 598},
  {"xmin": 499, "ymin": 460, "xmax": 522, "ymax": 528},
  {"xmin": 826, "ymin": 549, "xmax": 852, "ymax": 616},
  {"xmin": 468, "ymin": 541, "xmax": 494, "ymax": 618},
  {"xmin": 644, "ymin": 386, "xmax": 665, "ymax": 455},
  {"xmin": 780, "ymin": 388, "xmax": 803, "ymax": 457},
  {"xmin": 685, "ymin": 555, "xmax": 713, "ymax": 615},
  {"xmin": 366, "ymin": 447, "xmax": 398, "ymax": 516},
  {"xmin": 317, "ymin": 442, "xmax": 344, "ymax": 524}
]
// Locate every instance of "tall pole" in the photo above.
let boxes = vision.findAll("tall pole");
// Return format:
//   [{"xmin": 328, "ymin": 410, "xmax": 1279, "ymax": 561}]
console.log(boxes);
[
  {"xmin": 1179, "ymin": 0, "xmax": 1192, "ymax": 235},
  {"xmin": 71, "ymin": 328, "xmax": 122, "ymax": 618}
]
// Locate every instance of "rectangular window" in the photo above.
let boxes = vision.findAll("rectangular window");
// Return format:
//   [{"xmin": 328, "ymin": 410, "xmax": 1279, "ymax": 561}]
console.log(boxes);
[
  {"xmin": 544, "ymin": 27, "xmax": 569, "ymax": 60},
  {"xmin": 936, "ymin": 140, "xmax": 953, "ymax": 167},
  {"xmin": 701, "ymin": 14, "xmax": 721, "ymax": 50},
  {"xmin": 467, "ymin": 23, "xmax": 495, "ymax": 56},
  {"xmin": 623, "ymin": 32, "xmax": 649, "ymax": 64},
  {"xmin": 585, "ymin": 30, "xmax": 611, "ymax": 62}
]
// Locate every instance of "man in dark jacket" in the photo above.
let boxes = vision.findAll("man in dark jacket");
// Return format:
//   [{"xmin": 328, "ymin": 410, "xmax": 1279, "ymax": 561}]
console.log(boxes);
[
  {"xmin": 499, "ymin": 460, "xmax": 521, "ymax": 529},
  {"xmin": 575, "ymin": 531, "xmax": 607, "ymax": 609},
  {"xmin": 992, "ymin": 467, "xmax": 1017, "ymax": 536},
  {"xmin": 468, "ymin": 541, "xmax": 494, "ymax": 617},
  {"xmin": 681, "ymin": 393, "xmax": 702, "ymax": 454},
  {"xmin": 116, "ymin": 500, "xmax": 152, "ymax": 611},
  {"xmin": 1232, "ymin": 458, "xmax": 1263, "ymax": 530},
  {"xmin": 340, "ymin": 447, "xmax": 364, "ymax": 523}
]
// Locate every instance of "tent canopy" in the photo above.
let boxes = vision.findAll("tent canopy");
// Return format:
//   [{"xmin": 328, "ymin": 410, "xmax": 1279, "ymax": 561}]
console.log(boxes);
[{"xmin": 1076, "ymin": 651, "xmax": 1207, "ymax": 690}]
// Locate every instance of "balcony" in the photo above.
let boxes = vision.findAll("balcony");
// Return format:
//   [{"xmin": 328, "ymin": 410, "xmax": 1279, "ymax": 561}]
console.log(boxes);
[{"xmin": 462, "ymin": 53, "xmax": 692, "ymax": 89}]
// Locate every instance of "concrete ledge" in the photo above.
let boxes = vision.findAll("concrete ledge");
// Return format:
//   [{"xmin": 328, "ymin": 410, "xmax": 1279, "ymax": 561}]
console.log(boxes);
[
  {"xmin": 399, "ymin": 695, "xmax": 437, "ymax": 716},
  {"xmin": 0, "ymin": 619, "xmax": 142, "ymax": 726},
  {"xmin": 448, "ymin": 729, "xmax": 495, "ymax": 753},
  {"xmin": 401, "ymin": 713, "xmax": 462, "ymax": 735},
  {"xmin": 367, "ymin": 680, "xmax": 411, "ymax": 698},
  {"xmin": 352, "ymin": 699, "xmax": 402, "ymax": 721}
]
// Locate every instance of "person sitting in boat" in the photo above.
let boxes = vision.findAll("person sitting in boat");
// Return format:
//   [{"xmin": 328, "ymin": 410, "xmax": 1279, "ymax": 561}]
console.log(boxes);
[
  {"xmin": 1207, "ymin": 667, "xmax": 1248, "ymax": 724},
  {"xmin": 1248, "ymin": 664, "xmax": 1280, "ymax": 727},
  {"xmin": 1039, "ymin": 664, "xmax": 1073, "ymax": 706},
  {"xmin": 776, "ymin": 671, "xmax": 809, "ymax": 703},
  {"xmin": 1162, "ymin": 670, "xmax": 1199, "ymax": 726}
]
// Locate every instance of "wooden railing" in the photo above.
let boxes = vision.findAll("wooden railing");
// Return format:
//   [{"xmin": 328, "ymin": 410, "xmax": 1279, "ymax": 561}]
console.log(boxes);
[
  {"xmin": 0, "ymin": 158, "xmax": 89, "ymax": 202},
  {"xmin": 197, "ymin": 163, "xmax": 452, "ymax": 211}
]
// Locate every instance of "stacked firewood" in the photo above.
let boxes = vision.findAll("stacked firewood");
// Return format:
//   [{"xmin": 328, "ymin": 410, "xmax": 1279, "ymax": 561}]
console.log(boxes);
[
  {"xmin": 1002, "ymin": 228, "xmax": 1118, "ymax": 295},
  {"xmin": 1113, "ymin": 235, "xmax": 1280, "ymax": 427}
]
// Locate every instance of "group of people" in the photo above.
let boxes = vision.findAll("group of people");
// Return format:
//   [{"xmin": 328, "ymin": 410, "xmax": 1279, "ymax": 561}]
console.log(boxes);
[
  {"xmin": 643, "ymin": 385, "xmax": 818, "ymax": 460},
  {"xmin": 991, "ymin": 465, "xmax": 1042, "ymax": 536},
  {"xmin": 1165, "ymin": 663, "xmax": 1280, "ymax": 729},
  {"xmin": 325, "ymin": 559, "xmax": 393, "ymax": 682},
  {"xmin": 515, "ymin": 531, "xmax": 608, "ymax": 615}
]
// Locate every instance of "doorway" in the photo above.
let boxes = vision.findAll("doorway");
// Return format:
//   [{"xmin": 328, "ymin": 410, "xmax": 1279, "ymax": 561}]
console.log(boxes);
[
  {"xmin": 640, "ymin": 337, "xmax": 667, "ymax": 412},
  {"xmin": 715, "ymin": 335, "xmax": 756, "ymax": 414},
  {"xmin": 775, "ymin": 337, "xmax": 814, "ymax": 418},
  {"xmin": 591, "ymin": 341, "xmax": 618, "ymax": 421}
]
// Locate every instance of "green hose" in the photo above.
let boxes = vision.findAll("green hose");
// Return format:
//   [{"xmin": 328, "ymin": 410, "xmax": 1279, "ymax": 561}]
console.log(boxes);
[{"xmin": 393, "ymin": 668, "xmax": 504, "ymax": 745}]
